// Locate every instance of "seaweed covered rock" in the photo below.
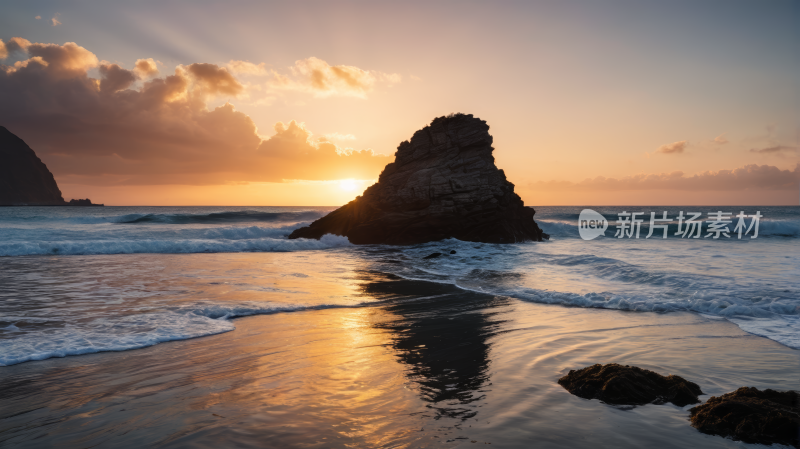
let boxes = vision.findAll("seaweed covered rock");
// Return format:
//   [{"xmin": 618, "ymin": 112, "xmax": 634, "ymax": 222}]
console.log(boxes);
[
  {"xmin": 558, "ymin": 363, "xmax": 703, "ymax": 406},
  {"xmin": 690, "ymin": 387, "xmax": 799, "ymax": 447},
  {"xmin": 288, "ymin": 114, "xmax": 547, "ymax": 244}
]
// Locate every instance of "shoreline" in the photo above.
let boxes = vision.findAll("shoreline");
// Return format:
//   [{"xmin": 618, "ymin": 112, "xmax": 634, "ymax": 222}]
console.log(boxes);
[{"xmin": 1, "ymin": 273, "xmax": 797, "ymax": 448}]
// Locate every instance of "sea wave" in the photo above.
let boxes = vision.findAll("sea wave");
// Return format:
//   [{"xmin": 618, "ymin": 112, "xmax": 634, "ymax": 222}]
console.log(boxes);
[
  {"xmin": 0, "ymin": 233, "xmax": 351, "ymax": 257},
  {"xmin": 387, "ymin": 269, "xmax": 800, "ymax": 349},
  {"xmin": 382, "ymin": 264, "xmax": 800, "ymax": 319},
  {"xmin": 193, "ymin": 224, "xmax": 309, "ymax": 240},
  {"xmin": 0, "ymin": 301, "xmax": 357, "ymax": 366},
  {"xmin": 537, "ymin": 219, "xmax": 800, "ymax": 239},
  {"xmin": 361, "ymin": 237, "xmax": 800, "ymax": 348},
  {"xmin": 63, "ymin": 210, "xmax": 327, "ymax": 225}
]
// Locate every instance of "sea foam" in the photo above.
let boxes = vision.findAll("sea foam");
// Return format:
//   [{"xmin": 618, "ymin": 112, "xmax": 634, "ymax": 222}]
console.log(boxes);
[{"xmin": 0, "ymin": 301, "xmax": 356, "ymax": 366}]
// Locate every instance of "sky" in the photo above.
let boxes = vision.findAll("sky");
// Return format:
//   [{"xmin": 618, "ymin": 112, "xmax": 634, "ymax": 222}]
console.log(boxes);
[{"xmin": 0, "ymin": 0, "xmax": 798, "ymax": 206}]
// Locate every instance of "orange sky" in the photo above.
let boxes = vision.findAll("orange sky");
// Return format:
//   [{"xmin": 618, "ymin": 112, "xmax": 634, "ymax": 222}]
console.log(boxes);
[{"xmin": 0, "ymin": 1, "xmax": 797, "ymax": 206}]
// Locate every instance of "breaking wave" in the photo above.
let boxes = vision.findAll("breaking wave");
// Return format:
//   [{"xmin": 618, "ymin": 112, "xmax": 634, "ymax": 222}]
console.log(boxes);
[
  {"xmin": 64, "ymin": 210, "xmax": 328, "ymax": 225},
  {"xmin": 0, "ymin": 301, "xmax": 359, "ymax": 366},
  {"xmin": 0, "ymin": 233, "xmax": 352, "ymax": 257}
]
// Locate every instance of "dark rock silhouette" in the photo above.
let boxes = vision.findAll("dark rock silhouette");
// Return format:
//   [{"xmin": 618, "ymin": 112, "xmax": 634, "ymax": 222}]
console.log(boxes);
[
  {"xmin": 67, "ymin": 198, "xmax": 104, "ymax": 206},
  {"xmin": 558, "ymin": 363, "xmax": 703, "ymax": 407},
  {"xmin": 690, "ymin": 387, "xmax": 799, "ymax": 448},
  {"xmin": 0, "ymin": 127, "xmax": 102, "ymax": 206},
  {"xmin": 0, "ymin": 126, "xmax": 64, "ymax": 205},
  {"xmin": 289, "ymin": 114, "xmax": 547, "ymax": 244}
]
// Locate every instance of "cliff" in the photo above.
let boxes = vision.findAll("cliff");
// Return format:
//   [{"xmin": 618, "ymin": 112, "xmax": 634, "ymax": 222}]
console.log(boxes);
[
  {"xmin": 0, "ymin": 127, "xmax": 101, "ymax": 206},
  {"xmin": 289, "ymin": 114, "xmax": 547, "ymax": 244}
]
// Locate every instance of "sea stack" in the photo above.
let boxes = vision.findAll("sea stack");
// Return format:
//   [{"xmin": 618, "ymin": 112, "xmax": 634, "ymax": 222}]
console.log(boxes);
[
  {"xmin": 289, "ymin": 114, "xmax": 547, "ymax": 244},
  {"xmin": 0, "ymin": 126, "xmax": 102, "ymax": 206}
]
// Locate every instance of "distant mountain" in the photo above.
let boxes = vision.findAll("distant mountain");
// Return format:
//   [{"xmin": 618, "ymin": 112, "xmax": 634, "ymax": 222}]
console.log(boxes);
[{"xmin": 0, "ymin": 127, "xmax": 101, "ymax": 206}]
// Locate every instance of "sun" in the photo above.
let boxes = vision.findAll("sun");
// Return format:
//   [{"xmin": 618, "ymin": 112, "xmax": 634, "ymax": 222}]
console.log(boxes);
[{"xmin": 339, "ymin": 179, "xmax": 358, "ymax": 191}]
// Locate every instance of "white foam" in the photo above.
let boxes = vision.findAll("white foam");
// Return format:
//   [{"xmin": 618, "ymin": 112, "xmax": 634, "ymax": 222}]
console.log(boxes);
[
  {"xmin": 0, "ymin": 301, "xmax": 356, "ymax": 366},
  {"xmin": 0, "ymin": 311, "xmax": 234, "ymax": 366},
  {"xmin": 726, "ymin": 315, "xmax": 800, "ymax": 349},
  {"xmin": 426, "ymin": 274, "xmax": 800, "ymax": 349}
]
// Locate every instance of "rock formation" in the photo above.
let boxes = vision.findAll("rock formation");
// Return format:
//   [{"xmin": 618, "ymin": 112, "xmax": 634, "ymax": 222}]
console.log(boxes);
[
  {"xmin": 0, "ymin": 127, "xmax": 102, "ymax": 206},
  {"xmin": 67, "ymin": 198, "xmax": 104, "ymax": 206},
  {"xmin": 0, "ymin": 126, "xmax": 65, "ymax": 205},
  {"xmin": 289, "ymin": 114, "xmax": 547, "ymax": 244},
  {"xmin": 558, "ymin": 363, "xmax": 703, "ymax": 407},
  {"xmin": 690, "ymin": 387, "xmax": 799, "ymax": 447}
]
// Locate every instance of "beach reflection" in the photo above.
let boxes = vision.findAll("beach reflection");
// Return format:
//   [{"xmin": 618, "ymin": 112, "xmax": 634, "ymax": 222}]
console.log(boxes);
[{"xmin": 360, "ymin": 271, "xmax": 511, "ymax": 421}]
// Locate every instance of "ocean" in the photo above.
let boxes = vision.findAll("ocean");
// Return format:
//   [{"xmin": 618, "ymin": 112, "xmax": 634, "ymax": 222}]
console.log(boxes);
[
  {"xmin": 0, "ymin": 205, "xmax": 798, "ymax": 447},
  {"xmin": 0, "ymin": 205, "xmax": 798, "ymax": 366}
]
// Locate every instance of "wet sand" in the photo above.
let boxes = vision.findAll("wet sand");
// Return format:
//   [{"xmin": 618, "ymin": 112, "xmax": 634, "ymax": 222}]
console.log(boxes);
[{"xmin": 1, "ymin": 272, "xmax": 798, "ymax": 448}]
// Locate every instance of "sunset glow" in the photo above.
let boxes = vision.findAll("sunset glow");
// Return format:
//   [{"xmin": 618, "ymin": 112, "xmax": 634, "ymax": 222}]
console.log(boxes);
[
  {"xmin": 0, "ymin": 1, "xmax": 797, "ymax": 206},
  {"xmin": 2, "ymin": 3, "xmax": 799, "ymax": 449},
  {"xmin": 339, "ymin": 179, "xmax": 358, "ymax": 192}
]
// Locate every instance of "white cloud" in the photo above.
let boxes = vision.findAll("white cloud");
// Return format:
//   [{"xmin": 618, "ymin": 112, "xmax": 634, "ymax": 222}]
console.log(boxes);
[
  {"xmin": 227, "ymin": 60, "xmax": 268, "ymax": 76},
  {"xmin": 266, "ymin": 57, "xmax": 401, "ymax": 98}
]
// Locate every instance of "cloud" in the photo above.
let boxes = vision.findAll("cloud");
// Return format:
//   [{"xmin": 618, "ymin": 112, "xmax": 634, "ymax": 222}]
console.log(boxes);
[
  {"xmin": 4, "ymin": 41, "xmax": 98, "ymax": 77},
  {"xmin": 98, "ymin": 63, "xmax": 137, "ymax": 93},
  {"xmin": 184, "ymin": 63, "xmax": 243, "ymax": 97},
  {"xmin": 378, "ymin": 72, "xmax": 402, "ymax": 85},
  {"xmin": 323, "ymin": 132, "xmax": 357, "ymax": 141},
  {"xmin": 51, "ymin": 13, "xmax": 61, "ymax": 26},
  {"xmin": 227, "ymin": 60, "xmax": 268, "ymax": 76},
  {"xmin": 528, "ymin": 164, "xmax": 800, "ymax": 192},
  {"xmin": 713, "ymin": 134, "xmax": 728, "ymax": 144},
  {"xmin": 656, "ymin": 140, "xmax": 687, "ymax": 154},
  {"xmin": 0, "ymin": 38, "xmax": 391, "ymax": 186},
  {"xmin": 268, "ymin": 57, "xmax": 401, "ymax": 98},
  {"xmin": 0, "ymin": 38, "xmax": 32, "ymax": 60},
  {"xmin": 750, "ymin": 145, "xmax": 797, "ymax": 154},
  {"xmin": 35, "ymin": 15, "xmax": 41, "ymax": 20},
  {"xmin": 133, "ymin": 58, "xmax": 159, "ymax": 78},
  {"xmin": 256, "ymin": 121, "xmax": 387, "ymax": 180}
]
